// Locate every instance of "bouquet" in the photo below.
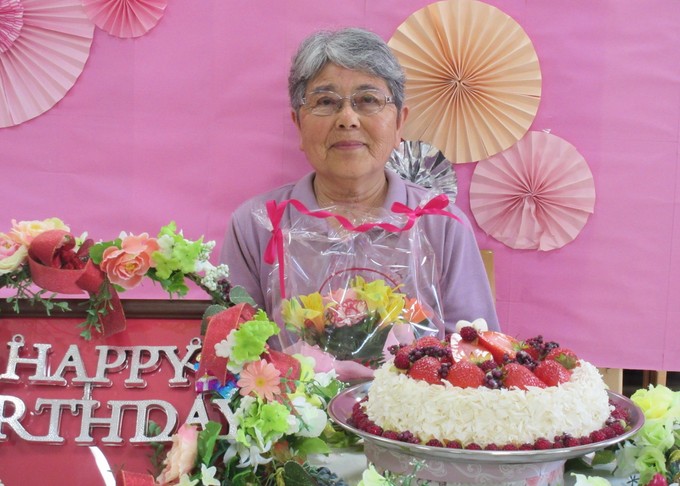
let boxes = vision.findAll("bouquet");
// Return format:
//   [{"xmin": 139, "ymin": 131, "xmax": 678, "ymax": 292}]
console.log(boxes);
[
  {"xmin": 569, "ymin": 385, "xmax": 680, "ymax": 486},
  {"xmin": 281, "ymin": 275, "xmax": 431, "ymax": 369},
  {"xmin": 143, "ymin": 304, "xmax": 358, "ymax": 486},
  {"xmin": 0, "ymin": 217, "xmax": 245, "ymax": 339}
]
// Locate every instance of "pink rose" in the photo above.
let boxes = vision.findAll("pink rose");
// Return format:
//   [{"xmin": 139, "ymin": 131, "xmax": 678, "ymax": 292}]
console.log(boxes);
[
  {"xmin": 156, "ymin": 423, "xmax": 198, "ymax": 485},
  {"xmin": 100, "ymin": 233, "xmax": 159, "ymax": 290},
  {"xmin": 10, "ymin": 218, "xmax": 69, "ymax": 246},
  {"xmin": 0, "ymin": 232, "xmax": 28, "ymax": 275},
  {"xmin": 325, "ymin": 298, "xmax": 368, "ymax": 327}
]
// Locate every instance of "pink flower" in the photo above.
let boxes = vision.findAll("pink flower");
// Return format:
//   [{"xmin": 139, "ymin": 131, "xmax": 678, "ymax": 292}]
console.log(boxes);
[
  {"xmin": 324, "ymin": 287, "xmax": 358, "ymax": 306},
  {"xmin": 156, "ymin": 423, "xmax": 198, "ymax": 485},
  {"xmin": 0, "ymin": 232, "xmax": 27, "ymax": 275},
  {"xmin": 9, "ymin": 218, "xmax": 69, "ymax": 246},
  {"xmin": 325, "ymin": 298, "xmax": 368, "ymax": 327},
  {"xmin": 237, "ymin": 359, "xmax": 281, "ymax": 401},
  {"xmin": 100, "ymin": 233, "xmax": 159, "ymax": 290}
]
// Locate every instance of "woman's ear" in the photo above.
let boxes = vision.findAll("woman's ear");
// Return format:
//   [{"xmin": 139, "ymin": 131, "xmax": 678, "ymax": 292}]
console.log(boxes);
[
  {"xmin": 291, "ymin": 110, "xmax": 301, "ymax": 128},
  {"xmin": 395, "ymin": 106, "xmax": 409, "ymax": 148}
]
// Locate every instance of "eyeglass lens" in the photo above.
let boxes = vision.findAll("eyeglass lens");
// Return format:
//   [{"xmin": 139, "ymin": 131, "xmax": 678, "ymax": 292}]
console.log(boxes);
[{"xmin": 304, "ymin": 90, "xmax": 390, "ymax": 116}]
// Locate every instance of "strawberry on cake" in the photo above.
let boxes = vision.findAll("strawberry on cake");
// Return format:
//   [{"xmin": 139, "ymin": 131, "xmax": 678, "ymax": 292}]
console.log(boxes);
[{"xmin": 352, "ymin": 321, "xmax": 630, "ymax": 450}]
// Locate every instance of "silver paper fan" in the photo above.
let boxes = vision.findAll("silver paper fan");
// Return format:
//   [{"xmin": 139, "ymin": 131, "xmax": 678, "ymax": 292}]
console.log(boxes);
[{"xmin": 387, "ymin": 140, "xmax": 458, "ymax": 202}]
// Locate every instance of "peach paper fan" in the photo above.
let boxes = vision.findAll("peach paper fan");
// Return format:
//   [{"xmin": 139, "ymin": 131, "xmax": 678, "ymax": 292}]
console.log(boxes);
[
  {"xmin": 81, "ymin": 0, "xmax": 167, "ymax": 38},
  {"xmin": 388, "ymin": 0, "xmax": 541, "ymax": 164},
  {"xmin": 0, "ymin": 0, "xmax": 94, "ymax": 128},
  {"xmin": 469, "ymin": 131, "xmax": 595, "ymax": 251}
]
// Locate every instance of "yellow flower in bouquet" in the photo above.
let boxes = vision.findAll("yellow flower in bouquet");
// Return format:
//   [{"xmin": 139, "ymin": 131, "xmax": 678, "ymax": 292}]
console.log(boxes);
[{"xmin": 281, "ymin": 276, "xmax": 411, "ymax": 367}]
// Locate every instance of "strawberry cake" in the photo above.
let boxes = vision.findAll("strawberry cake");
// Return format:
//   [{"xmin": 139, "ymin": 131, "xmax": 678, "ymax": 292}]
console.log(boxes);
[{"xmin": 352, "ymin": 323, "xmax": 629, "ymax": 450}]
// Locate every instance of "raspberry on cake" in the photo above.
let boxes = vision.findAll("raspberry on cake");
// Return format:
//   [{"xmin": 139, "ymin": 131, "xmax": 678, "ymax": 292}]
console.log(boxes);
[{"xmin": 356, "ymin": 325, "xmax": 624, "ymax": 450}]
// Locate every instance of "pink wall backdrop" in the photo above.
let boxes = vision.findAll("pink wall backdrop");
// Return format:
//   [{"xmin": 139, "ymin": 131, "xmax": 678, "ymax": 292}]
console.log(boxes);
[{"xmin": 2, "ymin": 1, "xmax": 679, "ymax": 371}]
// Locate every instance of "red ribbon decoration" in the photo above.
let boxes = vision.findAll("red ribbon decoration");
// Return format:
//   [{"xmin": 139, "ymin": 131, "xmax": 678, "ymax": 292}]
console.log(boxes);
[
  {"xmin": 197, "ymin": 303, "xmax": 256, "ymax": 387},
  {"xmin": 119, "ymin": 470, "xmax": 156, "ymax": 486},
  {"xmin": 390, "ymin": 193, "xmax": 463, "ymax": 230},
  {"xmin": 263, "ymin": 195, "xmax": 462, "ymax": 298},
  {"xmin": 27, "ymin": 229, "xmax": 126, "ymax": 337}
]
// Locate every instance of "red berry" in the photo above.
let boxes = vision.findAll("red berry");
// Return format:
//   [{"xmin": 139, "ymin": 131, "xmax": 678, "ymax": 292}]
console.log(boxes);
[
  {"xmin": 564, "ymin": 437, "xmax": 580, "ymax": 447},
  {"xmin": 519, "ymin": 443, "xmax": 534, "ymax": 450},
  {"xmin": 394, "ymin": 346, "xmax": 413, "ymax": 370},
  {"xmin": 445, "ymin": 440, "xmax": 462, "ymax": 449},
  {"xmin": 589, "ymin": 430, "xmax": 607, "ymax": 443},
  {"xmin": 426, "ymin": 439, "xmax": 443, "ymax": 447},
  {"xmin": 465, "ymin": 443, "xmax": 482, "ymax": 450},
  {"xmin": 647, "ymin": 473, "xmax": 669, "ymax": 486},
  {"xmin": 477, "ymin": 331, "xmax": 520, "ymax": 364},
  {"xmin": 408, "ymin": 356, "xmax": 442, "ymax": 385},
  {"xmin": 503, "ymin": 363, "xmax": 547, "ymax": 390},
  {"xmin": 544, "ymin": 347, "xmax": 580, "ymax": 370},
  {"xmin": 484, "ymin": 443, "xmax": 500, "ymax": 450},
  {"xmin": 534, "ymin": 438, "xmax": 552, "ymax": 450},
  {"xmin": 382, "ymin": 431, "xmax": 399, "ymax": 441},
  {"xmin": 610, "ymin": 422, "xmax": 625, "ymax": 435},
  {"xmin": 534, "ymin": 360, "xmax": 572, "ymax": 386},
  {"xmin": 502, "ymin": 444, "xmax": 519, "ymax": 451},
  {"xmin": 366, "ymin": 424, "xmax": 383, "ymax": 436},
  {"xmin": 446, "ymin": 360, "xmax": 485, "ymax": 389},
  {"xmin": 413, "ymin": 336, "xmax": 443, "ymax": 349},
  {"xmin": 459, "ymin": 326, "xmax": 478, "ymax": 342}
]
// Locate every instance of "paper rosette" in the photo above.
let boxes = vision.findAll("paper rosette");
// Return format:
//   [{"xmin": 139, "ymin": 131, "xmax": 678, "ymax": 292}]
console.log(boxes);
[
  {"xmin": 469, "ymin": 131, "xmax": 595, "ymax": 251},
  {"xmin": 81, "ymin": 0, "xmax": 167, "ymax": 38},
  {"xmin": 387, "ymin": 139, "xmax": 458, "ymax": 201},
  {"xmin": 388, "ymin": 0, "xmax": 541, "ymax": 164},
  {"xmin": 0, "ymin": 0, "xmax": 94, "ymax": 128}
]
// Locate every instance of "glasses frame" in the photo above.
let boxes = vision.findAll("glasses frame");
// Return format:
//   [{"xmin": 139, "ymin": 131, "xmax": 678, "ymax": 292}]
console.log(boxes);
[{"xmin": 301, "ymin": 89, "xmax": 395, "ymax": 116}]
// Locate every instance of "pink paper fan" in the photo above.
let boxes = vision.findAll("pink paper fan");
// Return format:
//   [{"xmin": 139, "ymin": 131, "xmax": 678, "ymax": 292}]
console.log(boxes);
[
  {"xmin": 81, "ymin": 0, "xmax": 167, "ymax": 38},
  {"xmin": 0, "ymin": 0, "xmax": 94, "ymax": 128},
  {"xmin": 470, "ymin": 131, "xmax": 596, "ymax": 251}
]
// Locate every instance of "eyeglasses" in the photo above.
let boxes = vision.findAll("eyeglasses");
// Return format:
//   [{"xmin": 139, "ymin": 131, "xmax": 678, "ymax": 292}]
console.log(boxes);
[{"xmin": 301, "ymin": 89, "xmax": 395, "ymax": 116}]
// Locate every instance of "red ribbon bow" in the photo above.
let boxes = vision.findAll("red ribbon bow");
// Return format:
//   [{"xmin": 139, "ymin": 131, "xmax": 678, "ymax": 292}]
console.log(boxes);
[
  {"xmin": 27, "ymin": 229, "xmax": 126, "ymax": 337},
  {"xmin": 263, "ymin": 195, "xmax": 459, "ymax": 298},
  {"xmin": 390, "ymin": 193, "xmax": 462, "ymax": 230}
]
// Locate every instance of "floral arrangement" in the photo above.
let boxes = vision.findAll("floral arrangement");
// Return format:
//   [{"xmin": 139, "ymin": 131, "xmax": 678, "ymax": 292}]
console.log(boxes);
[
  {"xmin": 281, "ymin": 276, "xmax": 430, "ymax": 368},
  {"xmin": 0, "ymin": 217, "xmax": 243, "ymax": 339},
  {"xmin": 570, "ymin": 384, "xmax": 680, "ymax": 486},
  {"xmin": 146, "ymin": 304, "xmax": 358, "ymax": 486}
]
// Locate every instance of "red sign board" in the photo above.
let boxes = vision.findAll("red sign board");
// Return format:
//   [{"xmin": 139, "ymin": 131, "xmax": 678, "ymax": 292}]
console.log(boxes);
[{"xmin": 0, "ymin": 301, "xmax": 208, "ymax": 485}]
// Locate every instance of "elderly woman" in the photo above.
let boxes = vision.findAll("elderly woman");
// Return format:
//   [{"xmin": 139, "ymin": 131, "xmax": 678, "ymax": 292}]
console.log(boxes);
[{"xmin": 221, "ymin": 27, "xmax": 499, "ymax": 333}]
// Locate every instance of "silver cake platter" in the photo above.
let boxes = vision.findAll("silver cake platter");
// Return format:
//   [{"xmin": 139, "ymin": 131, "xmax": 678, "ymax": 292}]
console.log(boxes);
[{"xmin": 328, "ymin": 381, "xmax": 644, "ymax": 465}]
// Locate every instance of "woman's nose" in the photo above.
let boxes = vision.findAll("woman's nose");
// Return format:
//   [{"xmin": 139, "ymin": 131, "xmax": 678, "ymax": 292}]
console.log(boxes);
[{"xmin": 335, "ymin": 101, "xmax": 360, "ymax": 128}]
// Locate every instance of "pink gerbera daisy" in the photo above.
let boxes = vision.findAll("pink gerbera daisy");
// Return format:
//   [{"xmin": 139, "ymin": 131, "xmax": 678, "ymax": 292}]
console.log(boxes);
[{"xmin": 237, "ymin": 359, "xmax": 281, "ymax": 401}]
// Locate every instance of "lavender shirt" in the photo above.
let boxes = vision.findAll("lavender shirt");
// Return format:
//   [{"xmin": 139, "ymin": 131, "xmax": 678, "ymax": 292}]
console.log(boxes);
[{"xmin": 220, "ymin": 170, "xmax": 499, "ymax": 333}]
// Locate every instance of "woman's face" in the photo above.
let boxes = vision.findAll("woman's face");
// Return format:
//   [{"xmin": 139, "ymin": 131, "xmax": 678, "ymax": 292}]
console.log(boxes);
[{"xmin": 292, "ymin": 64, "xmax": 408, "ymax": 188}]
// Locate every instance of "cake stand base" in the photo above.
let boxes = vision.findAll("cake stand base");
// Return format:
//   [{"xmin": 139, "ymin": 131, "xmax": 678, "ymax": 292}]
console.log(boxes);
[{"xmin": 365, "ymin": 442, "xmax": 566, "ymax": 486}]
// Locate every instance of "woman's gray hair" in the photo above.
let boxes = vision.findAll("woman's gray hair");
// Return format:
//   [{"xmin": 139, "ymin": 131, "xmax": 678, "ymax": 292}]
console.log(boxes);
[{"xmin": 288, "ymin": 28, "xmax": 406, "ymax": 113}]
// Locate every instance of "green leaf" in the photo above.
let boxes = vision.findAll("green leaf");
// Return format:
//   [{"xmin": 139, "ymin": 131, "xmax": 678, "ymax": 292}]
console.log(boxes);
[
  {"xmin": 89, "ymin": 240, "xmax": 120, "ymax": 264},
  {"xmin": 565, "ymin": 456, "xmax": 595, "ymax": 472},
  {"xmin": 591, "ymin": 448, "xmax": 616, "ymax": 466},
  {"xmin": 229, "ymin": 285, "xmax": 256, "ymax": 305},
  {"xmin": 292, "ymin": 437, "xmax": 330, "ymax": 456},
  {"xmin": 197, "ymin": 421, "xmax": 222, "ymax": 465},
  {"xmin": 283, "ymin": 461, "xmax": 315, "ymax": 486}
]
